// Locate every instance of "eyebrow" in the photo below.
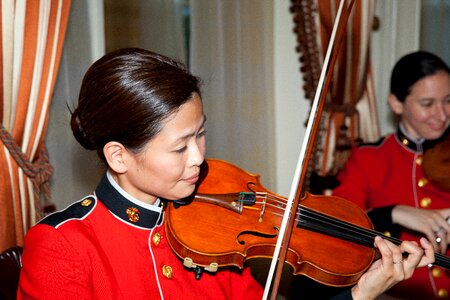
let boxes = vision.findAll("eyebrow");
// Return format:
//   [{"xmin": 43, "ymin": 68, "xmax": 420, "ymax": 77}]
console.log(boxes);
[{"xmin": 176, "ymin": 115, "xmax": 207, "ymax": 142}]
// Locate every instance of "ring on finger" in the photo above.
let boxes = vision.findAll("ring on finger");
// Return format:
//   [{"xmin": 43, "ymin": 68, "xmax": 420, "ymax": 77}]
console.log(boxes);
[
  {"xmin": 393, "ymin": 260, "xmax": 403, "ymax": 264},
  {"xmin": 434, "ymin": 227, "xmax": 446, "ymax": 238},
  {"xmin": 435, "ymin": 227, "xmax": 447, "ymax": 242}
]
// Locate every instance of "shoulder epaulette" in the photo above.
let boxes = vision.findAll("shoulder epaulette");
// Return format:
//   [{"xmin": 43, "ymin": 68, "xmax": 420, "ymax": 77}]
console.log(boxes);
[
  {"xmin": 357, "ymin": 136, "xmax": 386, "ymax": 148},
  {"xmin": 38, "ymin": 196, "xmax": 96, "ymax": 227}
]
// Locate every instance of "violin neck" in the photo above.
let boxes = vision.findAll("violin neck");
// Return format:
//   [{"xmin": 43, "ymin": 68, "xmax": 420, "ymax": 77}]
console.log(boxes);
[{"xmin": 297, "ymin": 207, "xmax": 450, "ymax": 270}]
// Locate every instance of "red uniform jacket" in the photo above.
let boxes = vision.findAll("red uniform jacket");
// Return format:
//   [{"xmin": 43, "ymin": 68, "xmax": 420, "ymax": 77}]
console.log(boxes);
[
  {"xmin": 333, "ymin": 128, "xmax": 450, "ymax": 299},
  {"xmin": 18, "ymin": 173, "xmax": 263, "ymax": 299}
]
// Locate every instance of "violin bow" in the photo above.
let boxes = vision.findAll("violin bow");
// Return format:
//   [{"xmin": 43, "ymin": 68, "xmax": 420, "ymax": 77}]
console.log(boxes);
[{"xmin": 263, "ymin": 0, "xmax": 356, "ymax": 298}]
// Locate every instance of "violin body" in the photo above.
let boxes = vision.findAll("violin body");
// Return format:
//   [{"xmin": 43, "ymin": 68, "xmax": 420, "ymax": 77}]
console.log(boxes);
[
  {"xmin": 166, "ymin": 159, "xmax": 376, "ymax": 287},
  {"xmin": 423, "ymin": 129, "xmax": 450, "ymax": 192}
]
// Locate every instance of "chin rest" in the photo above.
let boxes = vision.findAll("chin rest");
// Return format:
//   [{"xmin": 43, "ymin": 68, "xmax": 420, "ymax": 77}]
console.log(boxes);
[{"xmin": 0, "ymin": 246, "xmax": 23, "ymax": 300}]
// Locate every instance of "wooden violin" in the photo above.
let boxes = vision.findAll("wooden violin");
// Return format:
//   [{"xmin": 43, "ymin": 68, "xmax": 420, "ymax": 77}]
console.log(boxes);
[
  {"xmin": 423, "ymin": 128, "xmax": 450, "ymax": 192},
  {"xmin": 165, "ymin": 158, "xmax": 450, "ymax": 286}
]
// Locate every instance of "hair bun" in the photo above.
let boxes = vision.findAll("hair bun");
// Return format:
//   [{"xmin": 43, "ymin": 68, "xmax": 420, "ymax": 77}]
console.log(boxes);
[{"xmin": 70, "ymin": 110, "xmax": 95, "ymax": 150}]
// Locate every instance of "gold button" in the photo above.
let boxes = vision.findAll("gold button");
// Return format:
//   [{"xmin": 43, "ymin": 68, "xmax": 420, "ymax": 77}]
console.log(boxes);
[
  {"xmin": 432, "ymin": 267, "xmax": 442, "ymax": 278},
  {"xmin": 81, "ymin": 199, "xmax": 92, "ymax": 206},
  {"xmin": 438, "ymin": 288, "xmax": 448, "ymax": 298},
  {"xmin": 153, "ymin": 232, "xmax": 161, "ymax": 246},
  {"xmin": 415, "ymin": 156, "xmax": 422, "ymax": 165},
  {"xmin": 418, "ymin": 178, "xmax": 428, "ymax": 187},
  {"xmin": 383, "ymin": 231, "xmax": 391, "ymax": 237},
  {"xmin": 402, "ymin": 138, "xmax": 409, "ymax": 146},
  {"xmin": 420, "ymin": 197, "xmax": 432, "ymax": 208},
  {"xmin": 162, "ymin": 265, "xmax": 173, "ymax": 279}
]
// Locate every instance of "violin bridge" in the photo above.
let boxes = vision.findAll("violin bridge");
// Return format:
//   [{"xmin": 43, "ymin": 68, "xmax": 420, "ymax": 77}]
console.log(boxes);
[
  {"xmin": 258, "ymin": 192, "xmax": 267, "ymax": 223},
  {"xmin": 238, "ymin": 192, "xmax": 266, "ymax": 222},
  {"xmin": 239, "ymin": 192, "xmax": 264, "ymax": 222}
]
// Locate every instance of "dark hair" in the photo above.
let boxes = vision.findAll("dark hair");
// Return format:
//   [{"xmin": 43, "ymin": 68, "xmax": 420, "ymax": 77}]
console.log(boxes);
[
  {"xmin": 70, "ymin": 48, "xmax": 201, "ymax": 161},
  {"xmin": 390, "ymin": 51, "xmax": 450, "ymax": 102}
]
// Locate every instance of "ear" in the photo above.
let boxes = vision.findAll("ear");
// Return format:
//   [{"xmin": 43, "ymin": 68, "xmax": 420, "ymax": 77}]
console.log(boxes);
[
  {"xmin": 387, "ymin": 93, "xmax": 404, "ymax": 115},
  {"xmin": 103, "ymin": 141, "xmax": 129, "ymax": 174}
]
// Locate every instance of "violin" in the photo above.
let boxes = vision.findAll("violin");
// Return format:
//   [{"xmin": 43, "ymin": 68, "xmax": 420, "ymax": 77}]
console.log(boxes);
[
  {"xmin": 422, "ymin": 128, "xmax": 450, "ymax": 192},
  {"xmin": 165, "ymin": 158, "xmax": 450, "ymax": 286}
]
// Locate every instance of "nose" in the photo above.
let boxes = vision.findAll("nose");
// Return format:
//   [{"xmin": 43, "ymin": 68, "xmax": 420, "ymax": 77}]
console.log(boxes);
[
  {"xmin": 437, "ymin": 101, "xmax": 450, "ymax": 122},
  {"xmin": 189, "ymin": 140, "xmax": 205, "ymax": 167}
]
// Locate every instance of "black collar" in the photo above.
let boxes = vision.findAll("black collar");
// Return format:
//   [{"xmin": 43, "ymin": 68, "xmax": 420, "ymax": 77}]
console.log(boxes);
[
  {"xmin": 95, "ymin": 174, "xmax": 164, "ymax": 229},
  {"xmin": 395, "ymin": 127, "xmax": 424, "ymax": 153}
]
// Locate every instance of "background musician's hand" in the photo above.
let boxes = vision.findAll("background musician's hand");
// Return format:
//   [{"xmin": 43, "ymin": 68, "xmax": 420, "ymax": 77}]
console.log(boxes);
[
  {"xmin": 351, "ymin": 236, "xmax": 434, "ymax": 300},
  {"xmin": 392, "ymin": 205, "xmax": 450, "ymax": 253}
]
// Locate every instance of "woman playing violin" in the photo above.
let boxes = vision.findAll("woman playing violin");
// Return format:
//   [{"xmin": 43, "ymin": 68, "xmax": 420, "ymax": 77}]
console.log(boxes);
[
  {"xmin": 333, "ymin": 51, "xmax": 450, "ymax": 299},
  {"xmin": 18, "ymin": 48, "xmax": 434, "ymax": 299}
]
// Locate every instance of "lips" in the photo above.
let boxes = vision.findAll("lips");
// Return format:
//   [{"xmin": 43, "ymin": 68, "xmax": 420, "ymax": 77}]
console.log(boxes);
[
  {"xmin": 430, "ymin": 121, "xmax": 447, "ymax": 129},
  {"xmin": 184, "ymin": 173, "xmax": 199, "ymax": 184}
]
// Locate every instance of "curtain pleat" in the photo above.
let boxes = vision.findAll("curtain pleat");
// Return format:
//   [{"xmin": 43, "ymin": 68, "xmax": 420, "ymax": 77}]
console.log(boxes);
[
  {"xmin": 0, "ymin": 0, "xmax": 71, "ymax": 252},
  {"xmin": 291, "ymin": 0, "xmax": 379, "ymax": 183}
]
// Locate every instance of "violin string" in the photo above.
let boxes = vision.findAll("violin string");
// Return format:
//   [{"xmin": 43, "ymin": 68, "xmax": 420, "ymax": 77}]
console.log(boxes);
[
  {"xmin": 298, "ymin": 207, "xmax": 378, "ymax": 246},
  {"xmin": 297, "ymin": 207, "xmax": 450, "ymax": 268},
  {"xmin": 254, "ymin": 194, "xmax": 450, "ymax": 268},
  {"xmin": 256, "ymin": 194, "xmax": 378, "ymax": 243},
  {"xmin": 261, "ymin": 193, "xmax": 407, "ymax": 245}
]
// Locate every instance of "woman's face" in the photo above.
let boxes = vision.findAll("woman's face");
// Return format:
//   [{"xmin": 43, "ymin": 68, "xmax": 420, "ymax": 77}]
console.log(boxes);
[
  {"xmin": 392, "ymin": 71, "xmax": 450, "ymax": 140},
  {"xmin": 117, "ymin": 93, "xmax": 206, "ymax": 204}
]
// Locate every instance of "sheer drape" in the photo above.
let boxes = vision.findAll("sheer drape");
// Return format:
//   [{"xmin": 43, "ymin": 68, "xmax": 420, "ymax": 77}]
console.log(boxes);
[
  {"xmin": 0, "ymin": 0, "xmax": 71, "ymax": 251},
  {"xmin": 189, "ymin": 0, "xmax": 275, "ymax": 188},
  {"xmin": 291, "ymin": 0, "xmax": 379, "ymax": 186}
]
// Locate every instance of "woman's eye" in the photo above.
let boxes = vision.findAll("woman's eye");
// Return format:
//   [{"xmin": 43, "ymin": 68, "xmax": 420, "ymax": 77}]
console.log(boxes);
[
  {"xmin": 197, "ymin": 130, "xmax": 207, "ymax": 138},
  {"xmin": 420, "ymin": 100, "xmax": 433, "ymax": 107},
  {"xmin": 174, "ymin": 146, "xmax": 187, "ymax": 154}
]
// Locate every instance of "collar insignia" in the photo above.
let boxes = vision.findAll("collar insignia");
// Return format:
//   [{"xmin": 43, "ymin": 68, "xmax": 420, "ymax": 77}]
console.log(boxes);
[{"xmin": 126, "ymin": 207, "xmax": 140, "ymax": 223}]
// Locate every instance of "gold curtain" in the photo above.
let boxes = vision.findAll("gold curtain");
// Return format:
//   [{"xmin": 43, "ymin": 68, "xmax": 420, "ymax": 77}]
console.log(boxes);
[
  {"xmin": 0, "ymin": 0, "xmax": 71, "ymax": 252},
  {"xmin": 291, "ymin": 0, "xmax": 379, "ymax": 191}
]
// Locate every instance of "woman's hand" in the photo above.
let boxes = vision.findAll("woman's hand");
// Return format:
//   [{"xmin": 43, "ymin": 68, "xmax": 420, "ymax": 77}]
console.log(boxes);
[
  {"xmin": 351, "ymin": 236, "xmax": 434, "ymax": 300},
  {"xmin": 392, "ymin": 205, "xmax": 450, "ymax": 253}
]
